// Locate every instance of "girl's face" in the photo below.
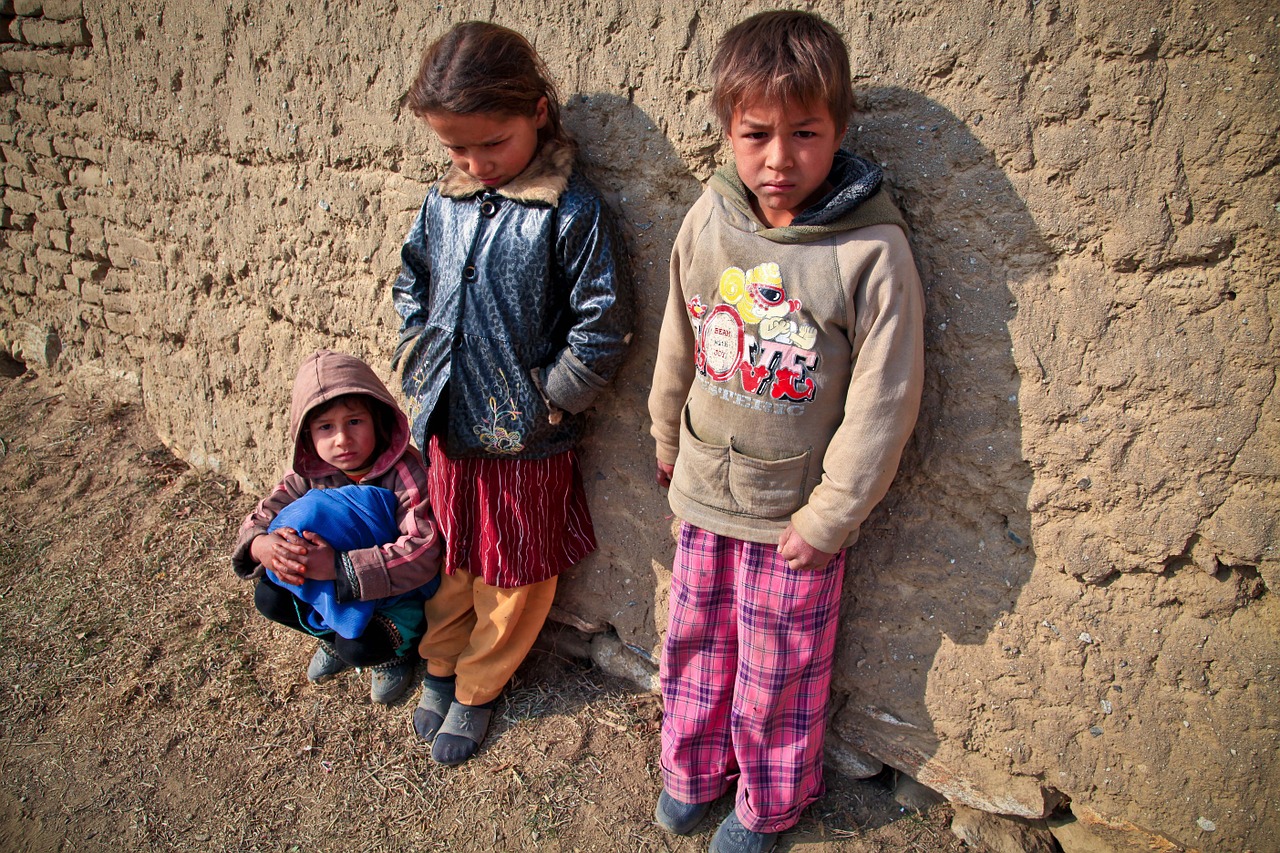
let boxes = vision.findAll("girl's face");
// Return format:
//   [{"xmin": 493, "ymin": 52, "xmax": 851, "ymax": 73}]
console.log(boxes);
[{"xmin": 426, "ymin": 98, "xmax": 548, "ymax": 189}]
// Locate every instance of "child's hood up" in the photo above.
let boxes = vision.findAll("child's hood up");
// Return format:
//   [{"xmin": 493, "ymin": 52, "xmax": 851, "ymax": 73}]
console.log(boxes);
[{"xmin": 289, "ymin": 350, "xmax": 411, "ymax": 479}]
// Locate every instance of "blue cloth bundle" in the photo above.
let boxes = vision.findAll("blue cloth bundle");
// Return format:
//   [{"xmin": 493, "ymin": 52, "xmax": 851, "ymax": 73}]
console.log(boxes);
[{"xmin": 267, "ymin": 485, "xmax": 401, "ymax": 639}]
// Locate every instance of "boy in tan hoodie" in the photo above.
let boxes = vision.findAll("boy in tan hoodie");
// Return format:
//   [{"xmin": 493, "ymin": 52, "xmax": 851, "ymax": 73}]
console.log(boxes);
[{"xmin": 647, "ymin": 11, "xmax": 925, "ymax": 853}]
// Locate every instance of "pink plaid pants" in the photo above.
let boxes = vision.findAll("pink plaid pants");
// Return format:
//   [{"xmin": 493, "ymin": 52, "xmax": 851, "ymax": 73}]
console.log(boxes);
[{"xmin": 659, "ymin": 522, "xmax": 846, "ymax": 834}]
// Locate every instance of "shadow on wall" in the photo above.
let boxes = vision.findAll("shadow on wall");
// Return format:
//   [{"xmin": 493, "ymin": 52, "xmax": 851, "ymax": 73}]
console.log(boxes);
[
  {"xmin": 826, "ymin": 87, "xmax": 1056, "ymax": 816},
  {"xmin": 551, "ymin": 92, "xmax": 705, "ymax": 661},
  {"xmin": 551, "ymin": 83, "xmax": 1058, "ymax": 818}
]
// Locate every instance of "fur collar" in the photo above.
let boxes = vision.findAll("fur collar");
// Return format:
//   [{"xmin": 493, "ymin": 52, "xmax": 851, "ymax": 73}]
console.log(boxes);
[{"xmin": 438, "ymin": 139, "xmax": 576, "ymax": 206}]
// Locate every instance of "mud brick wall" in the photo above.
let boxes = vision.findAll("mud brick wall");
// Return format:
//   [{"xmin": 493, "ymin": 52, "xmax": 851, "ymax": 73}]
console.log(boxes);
[
  {"xmin": 0, "ymin": 1, "xmax": 94, "ymax": 369},
  {"xmin": 0, "ymin": 2, "xmax": 1276, "ymax": 850}
]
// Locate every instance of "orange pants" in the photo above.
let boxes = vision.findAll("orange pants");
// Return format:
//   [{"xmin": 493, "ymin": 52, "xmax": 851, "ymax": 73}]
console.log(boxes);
[{"xmin": 419, "ymin": 568, "xmax": 557, "ymax": 706}]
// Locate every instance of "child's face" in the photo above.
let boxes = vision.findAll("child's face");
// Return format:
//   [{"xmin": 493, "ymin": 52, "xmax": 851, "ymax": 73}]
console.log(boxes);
[
  {"xmin": 426, "ymin": 98, "xmax": 548, "ymax": 189},
  {"xmin": 307, "ymin": 398, "xmax": 378, "ymax": 473},
  {"xmin": 727, "ymin": 97, "xmax": 845, "ymax": 228}
]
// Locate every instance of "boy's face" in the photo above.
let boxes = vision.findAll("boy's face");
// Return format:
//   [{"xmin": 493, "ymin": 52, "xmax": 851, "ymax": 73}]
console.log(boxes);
[
  {"xmin": 307, "ymin": 398, "xmax": 378, "ymax": 474},
  {"xmin": 727, "ymin": 97, "xmax": 845, "ymax": 228}
]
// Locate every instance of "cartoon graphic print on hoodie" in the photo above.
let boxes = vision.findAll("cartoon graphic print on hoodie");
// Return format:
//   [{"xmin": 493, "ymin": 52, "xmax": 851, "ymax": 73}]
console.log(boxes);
[
  {"xmin": 231, "ymin": 351, "xmax": 441, "ymax": 604},
  {"xmin": 648, "ymin": 150, "xmax": 925, "ymax": 554}
]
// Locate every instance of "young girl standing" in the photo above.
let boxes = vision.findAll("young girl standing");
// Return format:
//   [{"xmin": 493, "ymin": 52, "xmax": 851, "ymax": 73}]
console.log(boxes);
[{"xmin": 392, "ymin": 21, "xmax": 632, "ymax": 766}]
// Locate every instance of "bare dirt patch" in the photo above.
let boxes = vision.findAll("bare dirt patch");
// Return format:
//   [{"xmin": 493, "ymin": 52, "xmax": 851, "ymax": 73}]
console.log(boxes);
[{"xmin": 0, "ymin": 371, "xmax": 965, "ymax": 852}]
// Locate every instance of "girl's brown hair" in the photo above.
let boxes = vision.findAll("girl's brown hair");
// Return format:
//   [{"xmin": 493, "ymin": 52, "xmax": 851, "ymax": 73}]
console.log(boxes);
[
  {"xmin": 406, "ymin": 21, "xmax": 568, "ymax": 145},
  {"xmin": 710, "ymin": 10, "xmax": 853, "ymax": 131}
]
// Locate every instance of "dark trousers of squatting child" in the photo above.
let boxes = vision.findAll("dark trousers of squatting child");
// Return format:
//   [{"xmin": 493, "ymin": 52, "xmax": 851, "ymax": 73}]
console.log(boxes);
[
  {"xmin": 253, "ymin": 579, "xmax": 407, "ymax": 668},
  {"xmin": 660, "ymin": 522, "xmax": 847, "ymax": 835}
]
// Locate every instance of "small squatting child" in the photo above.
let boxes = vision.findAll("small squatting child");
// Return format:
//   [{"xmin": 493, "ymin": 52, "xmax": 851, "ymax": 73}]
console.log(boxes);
[
  {"xmin": 232, "ymin": 350, "xmax": 441, "ymax": 704},
  {"xmin": 647, "ymin": 11, "xmax": 925, "ymax": 853}
]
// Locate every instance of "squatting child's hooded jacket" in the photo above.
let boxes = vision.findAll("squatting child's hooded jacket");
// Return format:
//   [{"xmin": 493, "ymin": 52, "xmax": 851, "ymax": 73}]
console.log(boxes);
[
  {"xmin": 231, "ymin": 350, "xmax": 440, "ymax": 601},
  {"xmin": 648, "ymin": 151, "xmax": 925, "ymax": 554}
]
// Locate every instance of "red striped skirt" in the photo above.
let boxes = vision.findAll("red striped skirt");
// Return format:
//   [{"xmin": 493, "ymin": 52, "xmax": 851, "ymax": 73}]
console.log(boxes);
[{"xmin": 427, "ymin": 436, "xmax": 597, "ymax": 588}]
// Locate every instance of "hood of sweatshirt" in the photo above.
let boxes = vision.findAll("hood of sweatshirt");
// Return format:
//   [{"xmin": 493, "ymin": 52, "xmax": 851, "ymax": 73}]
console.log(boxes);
[
  {"xmin": 707, "ymin": 149, "xmax": 907, "ymax": 244},
  {"xmin": 288, "ymin": 350, "xmax": 411, "ymax": 479}
]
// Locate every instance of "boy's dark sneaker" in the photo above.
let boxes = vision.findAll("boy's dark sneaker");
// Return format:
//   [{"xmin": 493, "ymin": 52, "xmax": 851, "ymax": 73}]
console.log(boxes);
[
  {"xmin": 709, "ymin": 809, "xmax": 778, "ymax": 853},
  {"xmin": 655, "ymin": 789, "xmax": 711, "ymax": 835},
  {"xmin": 306, "ymin": 643, "xmax": 350, "ymax": 682}
]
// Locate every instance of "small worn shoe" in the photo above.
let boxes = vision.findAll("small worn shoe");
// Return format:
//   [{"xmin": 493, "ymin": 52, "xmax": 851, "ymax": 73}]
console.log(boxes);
[
  {"xmin": 709, "ymin": 809, "xmax": 778, "ymax": 853},
  {"xmin": 412, "ymin": 676, "xmax": 456, "ymax": 742},
  {"xmin": 431, "ymin": 700, "xmax": 495, "ymax": 766},
  {"xmin": 306, "ymin": 643, "xmax": 350, "ymax": 682},
  {"xmin": 370, "ymin": 658, "xmax": 416, "ymax": 705},
  {"xmin": 654, "ymin": 789, "xmax": 711, "ymax": 835}
]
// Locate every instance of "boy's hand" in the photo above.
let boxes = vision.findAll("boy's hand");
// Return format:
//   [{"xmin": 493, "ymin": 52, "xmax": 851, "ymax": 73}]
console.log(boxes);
[
  {"xmin": 250, "ymin": 530, "xmax": 308, "ymax": 585},
  {"xmin": 255, "ymin": 528, "xmax": 338, "ymax": 583},
  {"xmin": 778, "ymin": 524, "xmax": 834, "ymax": 572},
  {"xmin": 655, "ymin": 459, "xmax": 674, "ymax": 488},
  {"xmin": 278, "ymin": 529, "xmax": 338, "ymax": 581}
]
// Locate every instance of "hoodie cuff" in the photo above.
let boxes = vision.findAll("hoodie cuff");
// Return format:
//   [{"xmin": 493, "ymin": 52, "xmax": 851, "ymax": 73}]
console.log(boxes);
[
  {"xmin": 334, "ymin": 552, "xmax": 360, "ymax": 602},
  {"xmin": 654, "ymin": 439, "xmax": 679, "ymax": 467},
  {"xmin": 231, "ymin": 531, "xmax": 267, "ymax": 580},
  {"xmin": 789, "ymin": 506, "xmax": 857, "ymax": 557}
]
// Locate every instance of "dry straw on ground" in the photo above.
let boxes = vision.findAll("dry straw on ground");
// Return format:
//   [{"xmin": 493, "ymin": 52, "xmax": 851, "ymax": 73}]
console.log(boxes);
[{"xmin": 0, "ymin": 372, "xmax": 963, "ymax": 852}]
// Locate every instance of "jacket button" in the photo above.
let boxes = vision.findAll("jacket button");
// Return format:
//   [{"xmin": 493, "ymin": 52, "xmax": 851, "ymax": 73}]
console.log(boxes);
[
  {"xmin": 479, "ymin": 198, "xmax": 498, "ymax": 217},
  {"xmin": 463, "ymin": 265, "xmax": 476, "ymax": 281}
]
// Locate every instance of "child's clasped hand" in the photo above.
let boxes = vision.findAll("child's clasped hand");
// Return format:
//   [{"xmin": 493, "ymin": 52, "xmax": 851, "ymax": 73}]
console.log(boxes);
[{"xmin": 249, "ymin": 526, "xmax": 337, "ymax": 584}]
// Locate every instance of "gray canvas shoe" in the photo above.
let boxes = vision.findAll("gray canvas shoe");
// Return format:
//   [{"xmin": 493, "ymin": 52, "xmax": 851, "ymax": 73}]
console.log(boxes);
[
  {"xmin": 370, "ymin": 658, "xmax": 416, "ymax": 705},
  {"xmin": 709, "ymin": 809, "xmax": 778, "ymax": 853},
  {"xmin": 412, "ymin": 677, "xmax": 456, "ymax": 742},
  {"xmin": 431, "ymin": 700, "xmax": 495, "ymax": 765},
  {"xmin": 655, "ymin": 789, "xmax": 711, "ymax": 835},
  {"xmin": 306, "ymin": 642, "xmax": 350, "ymax": 682}
]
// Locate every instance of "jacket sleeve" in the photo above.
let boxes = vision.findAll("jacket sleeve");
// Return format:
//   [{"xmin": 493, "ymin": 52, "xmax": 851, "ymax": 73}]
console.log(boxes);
[
  {"xmin": 342, "ymin": 453, "xmax": 441, "ymax": 600},
  {"xmin": 540, "ymin": 186, "xmax": 634, "ymax": 414},
  {"xmin": 229, "ymin": 472, "xmax": 310, "ymax": 580},
  {"xmin": 390, "ymin": 199, "xmax": 433, "ymax": 368},
  {"xmin": 790, "ymin": 225, "xmax": 925, "ymax": 554},
  {"xmin": 647, "ymin": 203, "xmax": 705, "ymax": 466}
]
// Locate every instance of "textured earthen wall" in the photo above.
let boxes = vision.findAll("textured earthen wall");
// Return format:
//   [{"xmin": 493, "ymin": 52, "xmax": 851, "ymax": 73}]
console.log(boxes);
[{"xmin": 1, "ymin": 1, "xmax": 1275, "ymax": 850}]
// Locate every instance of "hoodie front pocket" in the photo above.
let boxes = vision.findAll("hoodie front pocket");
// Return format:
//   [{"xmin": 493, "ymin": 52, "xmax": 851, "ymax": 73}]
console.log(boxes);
[
  {"xmin": 674, "ymin": 404, "xmax": 811, "ymax": 519},
  {"xmin": 727, "ymin": 445, "xmax": 810, "ymax": 518},
  {"xmin": 673, "ymin": 406, "xmax": 734, "ymax": 513}
]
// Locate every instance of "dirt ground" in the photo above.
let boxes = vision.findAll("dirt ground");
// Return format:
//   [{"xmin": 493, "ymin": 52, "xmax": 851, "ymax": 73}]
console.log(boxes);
[{"xmin": 0, "ymin": 370, "xmax": 967, "ymax": 853}]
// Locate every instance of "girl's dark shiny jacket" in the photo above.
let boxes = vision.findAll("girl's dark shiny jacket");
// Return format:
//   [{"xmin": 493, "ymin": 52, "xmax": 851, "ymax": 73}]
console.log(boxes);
[{"xmin": 392, "ymin": 165, "xmax": 632, "ymax": 459}]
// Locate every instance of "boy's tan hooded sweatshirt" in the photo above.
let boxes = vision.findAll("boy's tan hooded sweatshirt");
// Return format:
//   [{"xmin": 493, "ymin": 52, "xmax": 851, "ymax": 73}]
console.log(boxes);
[{"xmin": 648, "ymin": 152, "xmax": 925, "ymax": 553}]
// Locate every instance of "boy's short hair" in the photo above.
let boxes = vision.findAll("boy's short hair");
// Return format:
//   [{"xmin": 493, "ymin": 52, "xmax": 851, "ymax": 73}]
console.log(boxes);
[
  {"xmin": 306, "ymin": 393, "xmax": 371, "ymax": 423},
  {"xmin": 710, "ymin": 10, "xmax": 853, "ymax": 131}
]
